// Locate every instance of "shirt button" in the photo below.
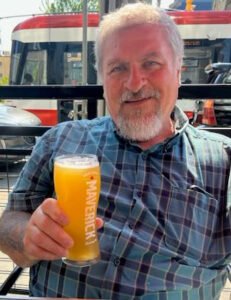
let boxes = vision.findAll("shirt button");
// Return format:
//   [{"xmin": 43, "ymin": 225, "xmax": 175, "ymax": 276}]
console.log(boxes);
[
  {"xmin": 113, "ymin": 257, "xmax": 121, "ymax": 266},
  {"xmin": 163, "ymin": 145, "xmax": 170, "ymax": 153},
  {"xmin": 128, "ymin": 223, "xmax": 134, "ymax": 230},
  {"xmin": 141, "ymin": 154, "xmax": 146, "ymax": 160},
  {"xmin": 136, "ymin": 191, "xmax": 142, "ymax": 198}
]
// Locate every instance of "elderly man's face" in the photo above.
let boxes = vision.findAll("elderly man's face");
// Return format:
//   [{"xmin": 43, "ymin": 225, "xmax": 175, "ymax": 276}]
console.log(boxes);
[{"xmin": 101, "ymin": 23, "xmax": 181, "ymax": 144}]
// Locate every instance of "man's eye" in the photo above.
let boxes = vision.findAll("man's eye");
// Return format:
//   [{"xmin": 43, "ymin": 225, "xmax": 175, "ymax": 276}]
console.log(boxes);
[
  {"xmin": 110, "ymin": 65, "xmax": 126, "ymax": 74},
  {"xmin": 143, "ymin": 61, "xmax": 158, "ymax": 68}
]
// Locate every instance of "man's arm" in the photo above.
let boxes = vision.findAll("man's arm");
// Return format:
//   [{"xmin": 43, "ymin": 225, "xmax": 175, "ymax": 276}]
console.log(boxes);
[
  {"xmin": 0, "ymin": 210, "xmax": 34, "ymax": 267},
  {"xmin": 0, "ymin": 198, "xmax": 74, "ymax": 268}
]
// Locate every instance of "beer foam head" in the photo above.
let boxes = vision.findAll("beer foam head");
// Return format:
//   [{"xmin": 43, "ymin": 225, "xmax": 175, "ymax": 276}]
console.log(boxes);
[{"xmin": 55, "ymin": 154, "xmax": 99, "ymax": 169}]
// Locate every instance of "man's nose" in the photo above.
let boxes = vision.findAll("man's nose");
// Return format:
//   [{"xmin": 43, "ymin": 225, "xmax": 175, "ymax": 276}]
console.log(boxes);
[{"xmin": 124, "ymin": 66, "xmax": 146, "ymax": 93}]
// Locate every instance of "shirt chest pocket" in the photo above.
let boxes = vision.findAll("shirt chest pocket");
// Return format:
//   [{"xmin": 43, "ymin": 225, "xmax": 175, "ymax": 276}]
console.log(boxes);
[{"xmin": 164, "ymin": 187, "xmax": 219, "ymax": 264}]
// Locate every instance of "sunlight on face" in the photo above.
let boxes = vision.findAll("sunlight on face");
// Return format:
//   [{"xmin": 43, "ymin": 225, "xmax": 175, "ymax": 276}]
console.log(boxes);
[{"xmin": 102, "ymin": 24, "xmax": 180, "ymax": 143}]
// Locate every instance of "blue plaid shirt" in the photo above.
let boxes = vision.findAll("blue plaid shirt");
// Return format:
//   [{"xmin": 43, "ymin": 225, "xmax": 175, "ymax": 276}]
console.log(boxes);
[{"xmin": 8, "ymin": 107, "xmax": 231, "ymax": 299}]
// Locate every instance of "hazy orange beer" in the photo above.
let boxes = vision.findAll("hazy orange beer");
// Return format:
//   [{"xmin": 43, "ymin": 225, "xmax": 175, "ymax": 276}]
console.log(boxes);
[{"xmin": 54, "ymin": 154, "xmax": 101, "ymax": 267}]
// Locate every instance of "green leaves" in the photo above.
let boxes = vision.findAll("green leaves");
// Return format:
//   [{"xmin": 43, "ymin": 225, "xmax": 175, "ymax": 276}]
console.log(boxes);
[{"xmin": 41, "ymin": 0, "xmax": 99, "ymax": 13}]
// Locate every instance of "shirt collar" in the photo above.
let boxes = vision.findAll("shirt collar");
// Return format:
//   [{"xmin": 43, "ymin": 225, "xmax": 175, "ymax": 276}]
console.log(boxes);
[{"xmin": 173, "ymin": 105, "xmax": 189, "ymax": 134}]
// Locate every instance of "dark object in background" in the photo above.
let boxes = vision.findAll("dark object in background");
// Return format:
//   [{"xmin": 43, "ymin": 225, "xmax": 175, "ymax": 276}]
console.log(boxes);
[{"xmin": 204, "ymin": 63, "xmax": 231, "ymax": 126}]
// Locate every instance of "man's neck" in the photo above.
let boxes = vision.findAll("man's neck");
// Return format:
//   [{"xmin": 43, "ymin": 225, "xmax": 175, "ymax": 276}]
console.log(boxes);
[{"xmin": 137, "ymin": 120, "xmax": 176, "ymax": 150}]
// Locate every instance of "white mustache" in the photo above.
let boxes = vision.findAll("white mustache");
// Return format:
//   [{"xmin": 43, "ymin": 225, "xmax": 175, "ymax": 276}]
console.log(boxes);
[{"xmin": 121, "ymin": 89, "xmax": 161, "ymax": 103}]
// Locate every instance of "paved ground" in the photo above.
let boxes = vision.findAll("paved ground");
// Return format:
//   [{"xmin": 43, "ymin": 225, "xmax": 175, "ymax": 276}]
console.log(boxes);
[{"xmin": 0, "ymin": 162, "xmax": 230, "ymax": 298}]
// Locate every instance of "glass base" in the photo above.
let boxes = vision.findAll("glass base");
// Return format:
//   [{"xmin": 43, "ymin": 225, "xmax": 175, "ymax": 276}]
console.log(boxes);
[{"xmin": 62, "ymin": 255, "xmax": 100, "ymax": 267}]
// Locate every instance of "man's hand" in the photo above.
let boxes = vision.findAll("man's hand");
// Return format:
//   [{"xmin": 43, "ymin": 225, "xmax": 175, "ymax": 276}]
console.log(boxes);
[
  {"xmin": 23, "ymin": 198, "xmax": 74, "ymax": 262},
  {"xmin": 23, "ymin": 198, "xmax": 104, "ymax": 262}
]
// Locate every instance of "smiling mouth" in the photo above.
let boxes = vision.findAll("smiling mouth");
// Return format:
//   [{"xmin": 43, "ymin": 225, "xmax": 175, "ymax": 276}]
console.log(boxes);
[{"xmin": 123, "ymin": 97, "xmax": 152, "ymax": 104}]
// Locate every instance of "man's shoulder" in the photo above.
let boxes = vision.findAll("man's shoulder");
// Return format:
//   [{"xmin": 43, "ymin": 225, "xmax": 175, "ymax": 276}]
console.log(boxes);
[
  {"xmin": 186, "ymin": 125, "xmax": 231, "ymax": 147},
  {"xmin": 183, "ymin": 126, "xmax": 231, "ymax": 168}
]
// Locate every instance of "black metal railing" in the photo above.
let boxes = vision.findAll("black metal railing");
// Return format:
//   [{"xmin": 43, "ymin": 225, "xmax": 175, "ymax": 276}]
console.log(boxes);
[
  {"xmin": 1, "ymin": 84, "xmax": 231, "ymax": 154},
  {"xmin": 0, "ymin": 84, "xmax": 230, "ymax": 99}
]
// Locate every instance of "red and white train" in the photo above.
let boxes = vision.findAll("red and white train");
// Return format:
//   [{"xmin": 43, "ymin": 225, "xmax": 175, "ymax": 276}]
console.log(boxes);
[{"xmin": 6, "ymin": 10, "xmax": 231, "ymax": 125}]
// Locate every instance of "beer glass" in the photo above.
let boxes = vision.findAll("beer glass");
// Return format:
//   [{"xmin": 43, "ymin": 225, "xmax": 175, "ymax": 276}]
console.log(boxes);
[{"xmin": 54, "ymin": 154, "xmax": 101, "ymax": 267}]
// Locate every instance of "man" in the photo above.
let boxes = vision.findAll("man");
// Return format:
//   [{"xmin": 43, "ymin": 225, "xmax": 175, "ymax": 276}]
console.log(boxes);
[{"xmin": 0, "ymin": 3, "xmax": 231, "ymax": 299}]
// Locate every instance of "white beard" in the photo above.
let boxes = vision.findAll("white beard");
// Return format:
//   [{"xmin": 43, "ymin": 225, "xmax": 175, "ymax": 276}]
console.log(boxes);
[
  {"xmin": 117, "ymin": 110, "xmax": 163, "ymax": 142},
  {"xmin": 106, "ymin": 87, "xmax": 164, "ymax": 142}
]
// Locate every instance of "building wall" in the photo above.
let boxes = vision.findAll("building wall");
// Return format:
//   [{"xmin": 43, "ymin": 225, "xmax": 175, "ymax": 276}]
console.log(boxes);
[
  {"xmin": 0, "ymin": 54, "xmax": 10, "ymax": 80},
  {"xmin": 212, "ymin": 0, "xmax": 231, "ymax": 10}
]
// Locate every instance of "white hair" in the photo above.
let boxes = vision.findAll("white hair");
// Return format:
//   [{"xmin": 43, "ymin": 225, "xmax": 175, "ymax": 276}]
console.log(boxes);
[{"xmin": 94, "ymin": 2, "xmax": 184, "ymax": 80}]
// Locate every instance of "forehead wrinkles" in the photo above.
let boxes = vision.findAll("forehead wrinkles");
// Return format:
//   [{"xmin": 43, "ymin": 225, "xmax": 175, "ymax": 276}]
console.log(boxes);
[{"xmin": 103, "ymin": 26, "xmax": 166, "ymax": 65}]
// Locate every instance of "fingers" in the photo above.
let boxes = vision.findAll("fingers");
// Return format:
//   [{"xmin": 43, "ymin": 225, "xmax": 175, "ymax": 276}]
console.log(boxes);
[
  {"xmin": 23, "ymin": 226, "xmax": 69, "ymax": 261},
  {"xmin": 41, "ymin": 198, "xmax": 69, "ymax": 226},
  {"xmin": 23, "ymin": 198, "xmax": 73, "ymax": 261}
]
